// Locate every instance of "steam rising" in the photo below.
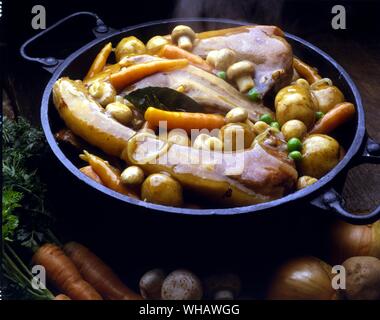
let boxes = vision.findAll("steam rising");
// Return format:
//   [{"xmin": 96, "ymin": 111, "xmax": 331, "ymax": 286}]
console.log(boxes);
[{"xmin": 173, "ymin": 0, "xmax": 284, "ymax": 25}]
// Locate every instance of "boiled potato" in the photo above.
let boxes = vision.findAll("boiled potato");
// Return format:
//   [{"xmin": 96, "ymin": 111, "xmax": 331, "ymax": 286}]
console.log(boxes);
[
  {"xmin": 219, "ymin": 123, "xmax": 255, "ymax": 151},
  {"xmin": 311, "ymin": 81, "xmax": 344, "ymax": 114},
  {"xmin": 297, "ymin": 176, "xmax": 318, "ymax": 190},
  {"xmin": 281, "ymin": 120, "xmax": 307, "ymax": 141},
  {"xmin": 141, "ymin": 173, "xmax": 183, "ymax": 206},
  {"xmin": 275, "ymin": 83, "xmax": 316, "ymax": 129},
  {"xmin": 300, "ymin": 134, "xmax": 340, "ymax": 178}
]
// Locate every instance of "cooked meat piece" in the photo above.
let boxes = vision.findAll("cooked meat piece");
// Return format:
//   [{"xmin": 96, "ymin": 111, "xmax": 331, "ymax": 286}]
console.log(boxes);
[{"xmin": 193, "ymin": 25, "xmax": 293, "ymax": 96}]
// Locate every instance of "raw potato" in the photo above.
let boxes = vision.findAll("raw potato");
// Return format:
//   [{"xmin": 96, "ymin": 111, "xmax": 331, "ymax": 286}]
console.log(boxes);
[
  {"xmin": 161, "ymin": 270, "xmax": 203, "ymax": 300},
  {"xmin": 311, "ymin": 83, "xmax": 344, "ymax": 114},
  {"xmin": 141, "ymin": 173, "xmax": 183, "ymax": 206},
  {"xmin": 342, "ymin": 256, "xmax": 380, "ymax": 300},
  {"xmin": 281, "ymin": 120, "xmax": 307, "ymax": 141},
  {"xmin": 275, "ymin": 83, "xmax": 316, "ymax": 129},
  {"xmin": 300, "ymin": 134, "xmax": 340, "ymax": 178}
]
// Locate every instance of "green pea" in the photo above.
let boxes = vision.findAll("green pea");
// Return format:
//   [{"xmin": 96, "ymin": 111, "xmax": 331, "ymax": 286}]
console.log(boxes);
[
  {"xmin": 216, "ymin": 71, "xmax": 227, "ymax": 80},
  {"xmin": 289, "ymin": 150, "xmax": 302, "ymax": 161},
  {"xmin": 287, "ymin": 137, "xmax": 303, "ymax": 152},
  {"xmin": 316, "ymin": 111, "xmax": 325, "ymax": 120},
  {"xmin": 270, "ymin": 122, "xmax": 280, "ymax": 130},
  {"xmin": 259, "ymin": 113, "xmax": 273, "ymax": 125},
  {"xmin": 247, "ymin": 87, "xmax": 261, "ymax": 102}
]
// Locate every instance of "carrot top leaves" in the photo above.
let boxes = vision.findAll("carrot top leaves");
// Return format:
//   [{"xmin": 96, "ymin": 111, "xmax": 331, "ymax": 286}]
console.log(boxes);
[{"xmin": 2, "ymin": 116, "xmax": 52, "ymax": 248}]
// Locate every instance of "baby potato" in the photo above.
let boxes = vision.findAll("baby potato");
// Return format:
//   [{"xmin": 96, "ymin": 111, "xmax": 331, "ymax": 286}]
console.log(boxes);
[
  {"xmin": 311, "ymin": 81, "xmax": 344, "ymax": 114},
  {"xmin": 115, "ymin": 36, "xmax": 146, "ymax": 61},
  {"xmin": 141, "ymin": 173, "xmax": 183, "ymax": 206},
  {"xmin": 297, "ymin": 176, "xmax": 318, "ymax": 190},
  {"xmin": 219, "ymin": 123, "xmax": 255, "ymax": 151},
  {"xmin": 300, "ymin": 134, "xmax": 340, "ymax": 178},
  {"xmin": 281, "ymin": 120, "xmax": 307, "ymax": 141},
  {"xmin": 275, "ymin": 83, "xmax": 316, "ymax": 129}
]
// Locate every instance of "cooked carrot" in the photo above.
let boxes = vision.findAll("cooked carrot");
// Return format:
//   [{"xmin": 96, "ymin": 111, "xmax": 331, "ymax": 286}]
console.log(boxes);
[
  {"xmin": 84, "ymin": 42, "xmax": 113, "ymax": 82},
  {"xmin": 80, "ymin": 166, "xmax": 103, "ymax": 185},
  {"xmin": 109, "ymin": 59, "xmax": 188, "ymax": 91},
  {"xmin": 310, "ymin": 102, "xmax": 355, "ymax": 134},
  {"xmin": 158, "ymin": 45, "xmax": 212, "ymax": 72},
  {"xmin": 80, "ymin": 150, "xmax": 138, "ymax": 198},
  {"xmin": 293, "ymin": 57, "xmax": 322, "ymax": 84},
  {"xmin": 64, "ymin": 242, "xmax": 142, "ymax": 300},
  {"xmin": 54, "ymin": 294, "xmax": 71, "ymax": 300},
  {"xmin": 32, "ymin": 243, "xmax": 102, "ymax": 300},
  {"xmin": 145, "ymin": 107, "xmax": 225, "ymax": 133}
]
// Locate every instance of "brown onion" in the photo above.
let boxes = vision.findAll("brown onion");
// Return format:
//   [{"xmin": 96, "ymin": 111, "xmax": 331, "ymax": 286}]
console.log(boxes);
[
  {"xmin": 267, "ymin": 256, "xmax": 340, "ymax": 300},
  {"xmin": 330, "ymin": 220, "xmax": 380, "ymax": 265}
]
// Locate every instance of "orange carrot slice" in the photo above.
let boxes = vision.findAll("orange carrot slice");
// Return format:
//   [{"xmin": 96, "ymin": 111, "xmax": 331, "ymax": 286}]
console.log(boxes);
[
  {"xmin": 310, "ymin": 102, "xmax": 355, "ymax": 134},
  {"xmin": 145, "ymin": 107, "xmax": 225, "ymax": 133},
  {"xmin": 109, "ymin": 59, "xmax": 188, "ymax": 91},
  {"xmin": 84, "ymin": 42, "xmax": 113, "ymax": 81},
  {"xmin": 158, "ymin": 45, "xmax": 212, "ymax": 72}
]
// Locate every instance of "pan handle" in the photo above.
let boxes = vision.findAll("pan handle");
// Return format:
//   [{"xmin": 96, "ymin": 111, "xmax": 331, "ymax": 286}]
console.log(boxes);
[
  {"xmin": 311, "ymin": 135, "xmax": 380, "ymax": 224},
  {"xmin": 20, "ymin": 11, "xmax": 113, "ymax": 73}
]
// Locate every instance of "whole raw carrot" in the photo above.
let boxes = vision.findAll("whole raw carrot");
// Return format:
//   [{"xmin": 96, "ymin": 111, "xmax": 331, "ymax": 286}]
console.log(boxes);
[
  {"xmin": 64, "ymin": 242, "xmax": 142, "ymax": 300},
  {"xmin": 32, "ymin": 243, "xmax": 102, "ymax": 300},
  {"xmin": 84, "ymin": 42, "xmax": 113, "ymax": 81},
  {"xmin": 145, "ymin": 107, "xmax": 225, "ymax": 133},
  {"xmin": 293, "ymin": 57, "xmax": 321, "ymax": 84},
  {"xmin": 310, "ymin": 102, "xmax": 355, "ymax": 134},
  {"xmin": 158, "ymin": 45, "xmax": 212, "ymax": 72},
  {"xmin": 109, "ymin": 59, "xmax": 188, "ymax": 90}
]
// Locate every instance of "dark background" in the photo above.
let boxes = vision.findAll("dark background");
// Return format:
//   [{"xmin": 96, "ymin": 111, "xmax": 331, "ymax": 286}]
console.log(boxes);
[{"xmin": 1, "ymin": 0, "xmax": 380, "ymax": 299}]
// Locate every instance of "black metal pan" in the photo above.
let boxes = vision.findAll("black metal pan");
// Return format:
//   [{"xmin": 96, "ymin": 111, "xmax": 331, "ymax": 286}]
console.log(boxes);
[{"xmin": 20, "ymin": 12, "xmax": 380, "ymax": 224}]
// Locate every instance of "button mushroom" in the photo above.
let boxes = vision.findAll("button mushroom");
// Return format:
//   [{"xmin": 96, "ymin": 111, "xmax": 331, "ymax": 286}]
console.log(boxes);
[
  {"xmin": 88, "ymin": 81, "xmax": 116, "ymax": 107},
  {"xmin": 206, "ymin": 48, "xmax": 237, "ymax": 71},
  {"xmin": 161, "ymin": 270, "xmax": 203, "ymax": 300},
  {"xmin": 139, "ymin": 269, "xmax": 166, "ymax": 300},
  {"xmin": 171, "ymin": 25, "xmax": 196, "ymax": 51},
  {"xmin": 105, "ymin": 101, "xmax": 133, "ymax": 125},
  {"xmin": 227, "ymin": 61, "xmax": 255, "ymax": 93},
  {"xmin": 225, "ymin": 107, "xmax": 249, "ymax": 124},
  {"xmin": 146, "ymin": 36, "xmax": 170, "ymax": 54},
  {"xmin": 204, "ymin": 274, "xmax": 241, "ymax": 300},
  {"xmin": 115, "ymin": 36, "xmax": 146, "ymax": 61}
]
